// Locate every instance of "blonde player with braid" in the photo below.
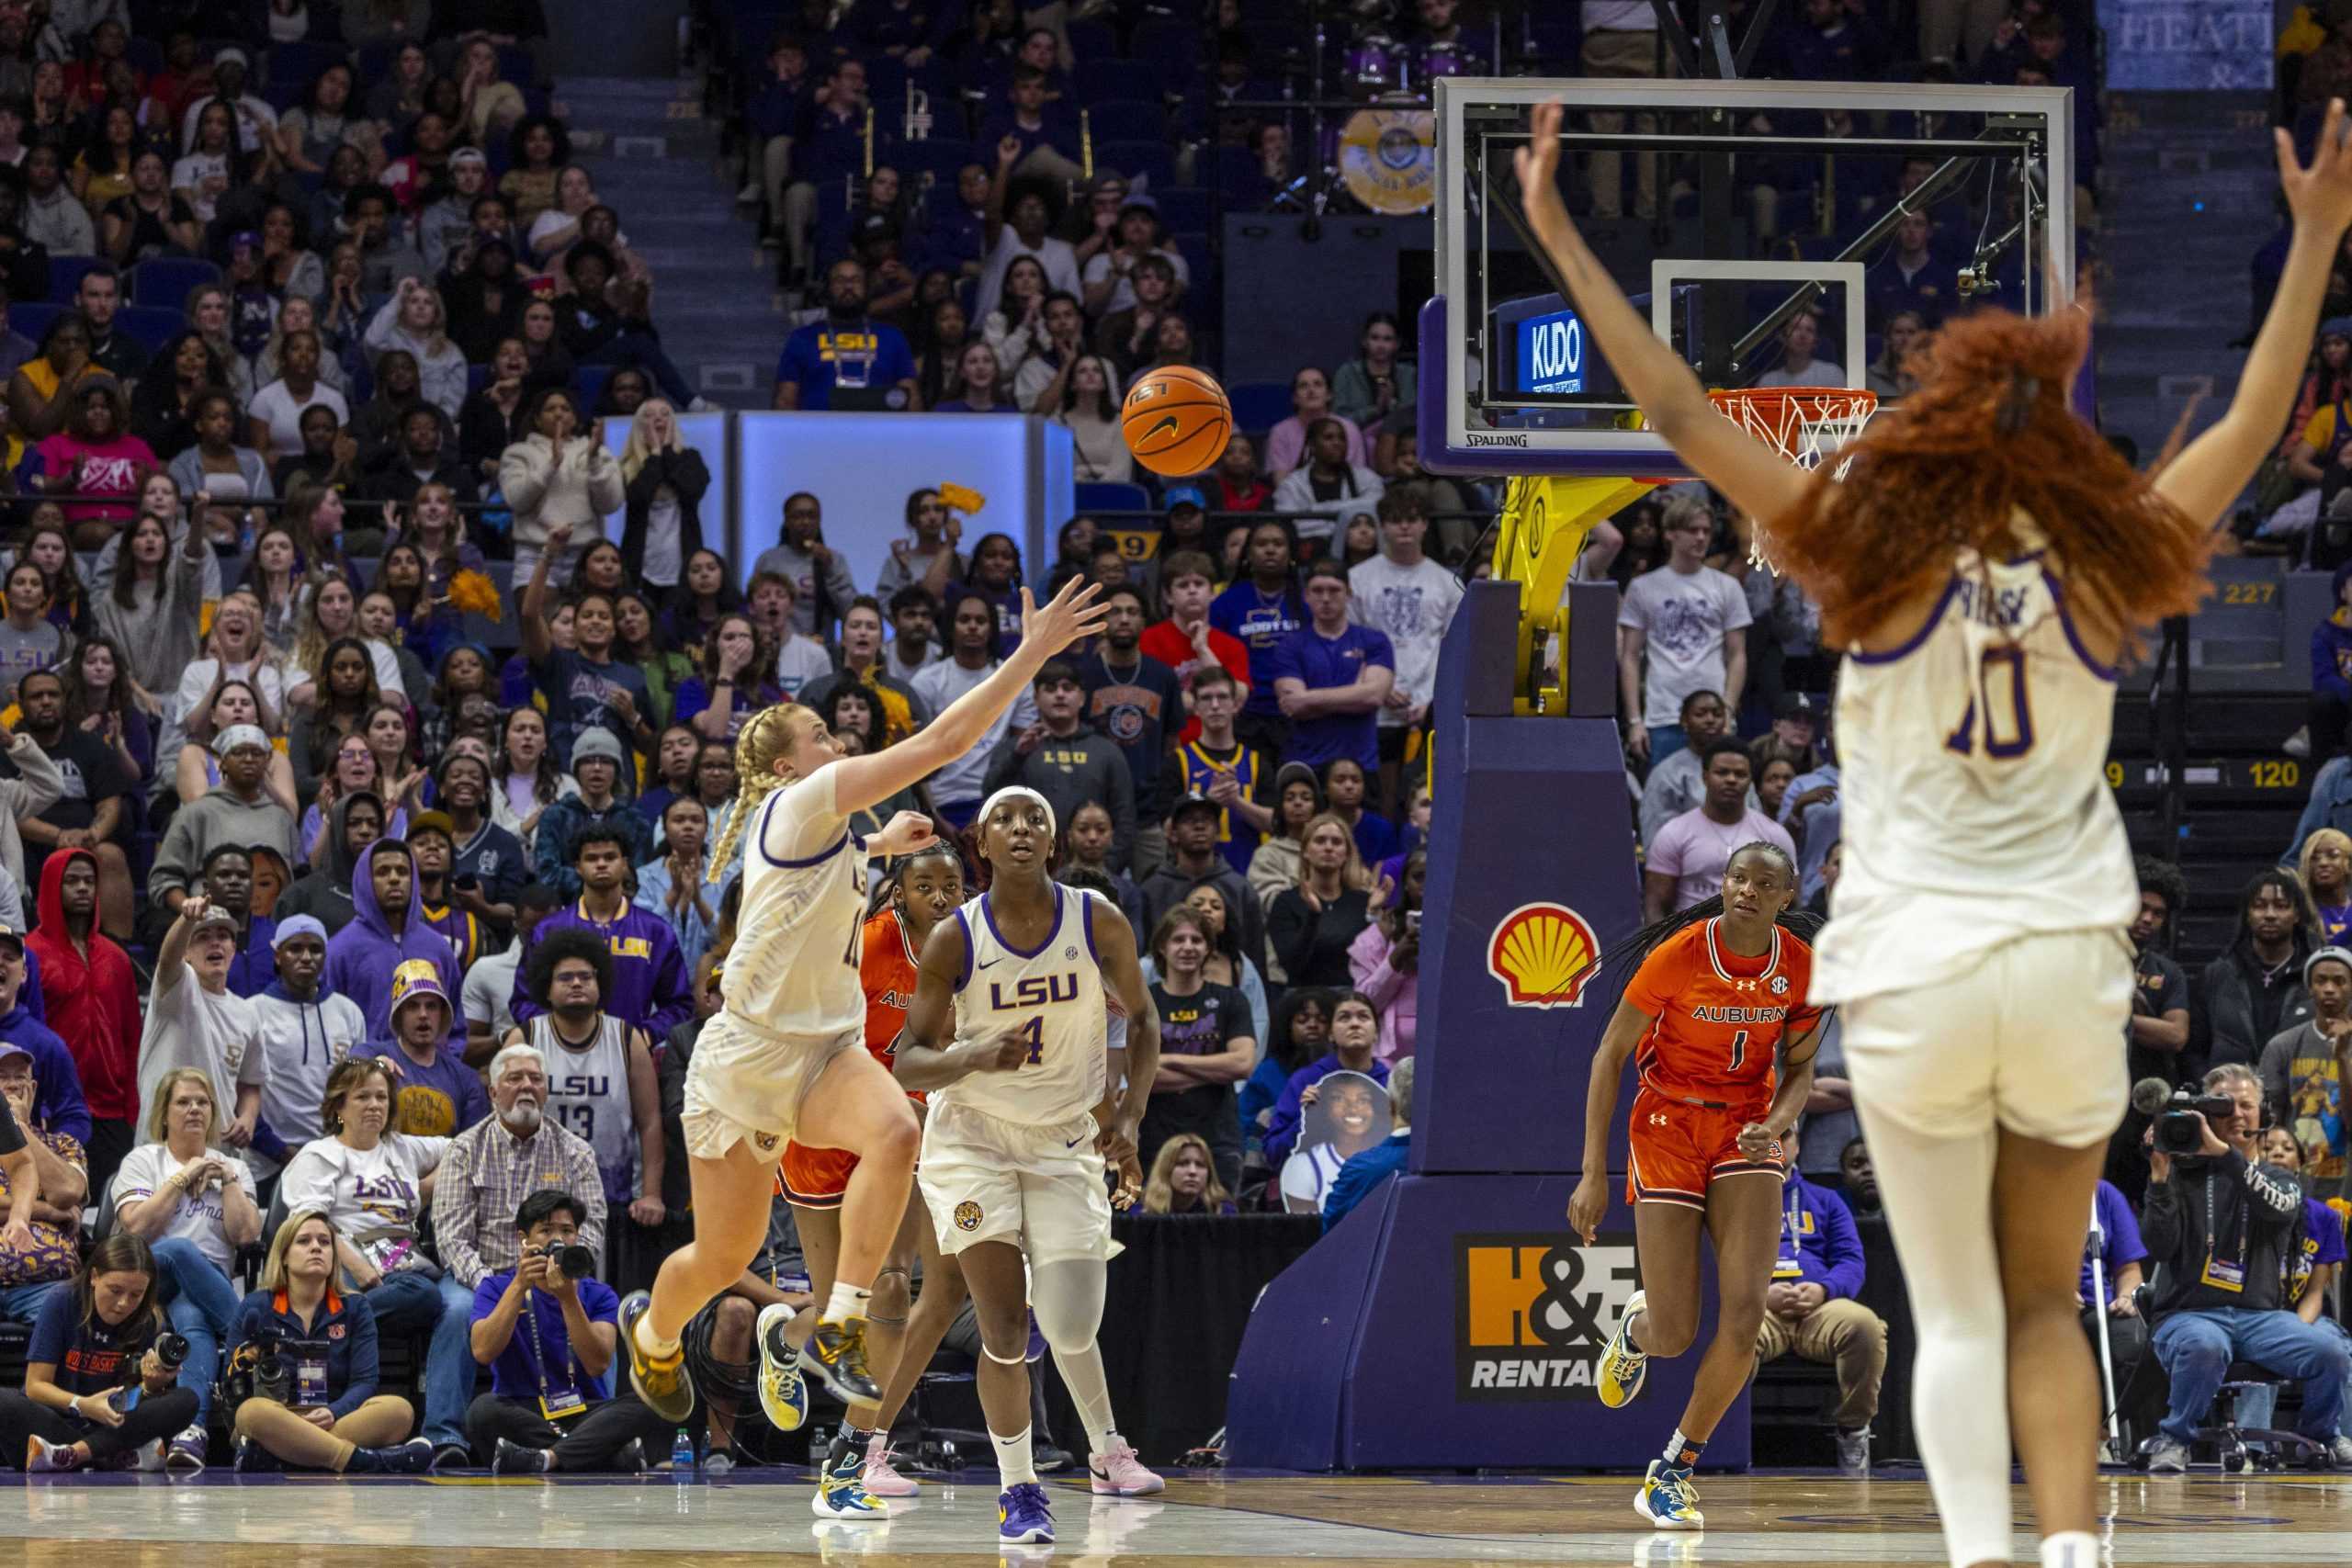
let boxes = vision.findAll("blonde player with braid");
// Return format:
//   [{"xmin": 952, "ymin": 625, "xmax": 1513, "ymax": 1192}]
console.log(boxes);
[{"xmin": 618, "ymin": 578, "xmax": 1112, "ymax": 1482}]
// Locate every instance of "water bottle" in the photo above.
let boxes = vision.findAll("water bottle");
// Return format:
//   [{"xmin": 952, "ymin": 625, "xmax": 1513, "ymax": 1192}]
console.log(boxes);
[
  {"xmin": 672, "ymin": 1427, "xmax": 695, "ymax": 1481},
  {"xmin": 808, "ymin": 1422, "xmax": 832, "ymax": 1467}
]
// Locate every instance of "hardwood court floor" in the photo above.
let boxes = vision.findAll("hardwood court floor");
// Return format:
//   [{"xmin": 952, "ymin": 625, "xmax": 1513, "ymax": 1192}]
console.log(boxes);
[{"xmin": 6, "ymin": 1469, "xmax": 2346, "ymax": 1565}]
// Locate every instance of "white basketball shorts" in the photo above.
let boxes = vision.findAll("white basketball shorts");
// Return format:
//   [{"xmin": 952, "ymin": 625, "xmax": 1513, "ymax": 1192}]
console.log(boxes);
[
  {"xmin": 918, "ymin": 1098, "xmax": 1114, "ymax": 1266},
  {"xmin": 1838, "ymin": 927, "xmax": 2133, "ymax": 1149},
  {"xmin": 682, "ymin": 1010, "xmax": 860, "ymax": 1161}
]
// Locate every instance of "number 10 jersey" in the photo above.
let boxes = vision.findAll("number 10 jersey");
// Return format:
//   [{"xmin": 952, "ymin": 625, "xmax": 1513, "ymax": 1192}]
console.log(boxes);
[{"xmin": 1812, "ymin": 541, "xmax": 2137, "ymax": 1007}]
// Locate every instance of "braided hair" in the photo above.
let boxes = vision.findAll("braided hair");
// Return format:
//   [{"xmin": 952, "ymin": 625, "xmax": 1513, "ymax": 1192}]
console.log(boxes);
[
  {"xmin": 1584, "ymin": 840, "xmax": 1820, "ymax": 999},
  {"xmin": 705, "ymin": 701, "xmax": 813, "ymax": 882}
]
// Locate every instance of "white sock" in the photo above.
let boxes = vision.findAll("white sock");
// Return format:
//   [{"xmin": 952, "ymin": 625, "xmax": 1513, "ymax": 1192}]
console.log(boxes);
[
  {"xmin": 991, "ymin": 1424, "xmax": 1036, "ymax": 1487},
  {"xmin": 823, "ymin": 1281, "xmax": 872, "ymax": 1322},
  {"xmin": 2040, "ymin": 1531, "xmax": 2098, "ymax": 1568},
  {"xmin": 634, "ymin": 1314, "xmax": 680, "ymax": 1359},
  {"xmin": 1053, "ymin": 1341, "xmax": 1118, "ymax": 1457}
]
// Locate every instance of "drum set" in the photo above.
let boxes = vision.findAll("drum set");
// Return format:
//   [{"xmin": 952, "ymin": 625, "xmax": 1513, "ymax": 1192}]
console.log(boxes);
[{"xmin": 1267, "ymin": 19, "xmax": 1478, "ymax": 218}]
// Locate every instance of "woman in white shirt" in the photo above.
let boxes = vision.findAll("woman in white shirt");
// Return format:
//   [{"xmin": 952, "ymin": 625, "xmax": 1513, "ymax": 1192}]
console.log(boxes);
[
  {"xmin": 362, "ymin": 279, "xmax": 469, "ymax": 421},
  {"xmin": 277, "ymin": 1057, "xmax": 472, "ymax": 1459},
  {"xmin": 1045, "ymin": 354, "xmax": 1133, "ymax": 482},
  {"xmin": 246, "ymin": 329, "xmax": 348, "ymax": 458},
  {"xmin": 108, "ymin": 1066, "xmax": 262, "ymax": 1461},
  {"xmin": 285, "ymin": 574, "xmax": 405, "ymax": 708},
  {"xmin": 160, "ymin": 592, "xmax": 288, "ymax": 800}
]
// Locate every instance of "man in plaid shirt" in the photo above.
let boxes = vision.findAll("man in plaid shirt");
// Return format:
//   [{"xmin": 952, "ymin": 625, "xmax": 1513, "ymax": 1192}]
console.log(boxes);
[{"xmin": 432, "ymin": 1042, "xmax": 606, "ymax": 1290}]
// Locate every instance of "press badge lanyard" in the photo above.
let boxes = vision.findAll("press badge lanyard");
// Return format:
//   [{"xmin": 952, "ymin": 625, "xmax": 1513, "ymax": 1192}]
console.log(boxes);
[
  {"xmin": 1775, "ymin": 1184, "xmax": 1805, "ymax": 1281},
  {"xmin": 520, "ymin": 1290, "xmax": 586, "ymax": 1421},
  {"xmin": 2199, "ymin": 1169, "xmax": 2249, "ymax": 1293},
  {"xmin": 827, "ymin": 318, "xmax": 878, "ymax": 389}
]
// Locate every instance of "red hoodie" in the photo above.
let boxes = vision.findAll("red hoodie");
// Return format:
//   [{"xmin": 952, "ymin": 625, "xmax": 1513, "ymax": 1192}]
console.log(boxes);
[{"xmin": 26, "ymin": 849, "xmax": 141, "ymax": 1123}]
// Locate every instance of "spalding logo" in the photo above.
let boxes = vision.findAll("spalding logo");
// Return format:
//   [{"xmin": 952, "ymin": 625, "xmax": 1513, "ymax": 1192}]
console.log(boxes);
[{"xmin": 1487, "ymin": 902, "xmax": 1601, "ymax": 1009}]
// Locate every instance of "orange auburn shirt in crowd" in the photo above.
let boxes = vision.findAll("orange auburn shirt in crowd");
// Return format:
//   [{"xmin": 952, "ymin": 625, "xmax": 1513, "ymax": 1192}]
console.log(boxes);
[{"xmin": 1621, "ymin": 919, "xmax": 1823, "ymax": 1122}]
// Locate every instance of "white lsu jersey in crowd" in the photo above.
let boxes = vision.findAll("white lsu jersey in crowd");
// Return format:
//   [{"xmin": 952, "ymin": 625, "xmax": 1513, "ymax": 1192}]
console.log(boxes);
[
  {"xmin": 938, "ymin": 884, "xmax": 1109, "ymax": 1127},
  {"xmin": 724, "ymin": 767, "xmax": 869, "ymax": 1040},
  {"xmin": 1811, "ymin": 540, "xmax": 2139, "ymax": 1006}
]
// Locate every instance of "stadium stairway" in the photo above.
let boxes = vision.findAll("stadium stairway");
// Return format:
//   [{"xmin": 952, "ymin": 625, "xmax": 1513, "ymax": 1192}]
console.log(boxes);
[{"xmin": 562, "ymin": 73, "xmax": 789, "ymax": 409}]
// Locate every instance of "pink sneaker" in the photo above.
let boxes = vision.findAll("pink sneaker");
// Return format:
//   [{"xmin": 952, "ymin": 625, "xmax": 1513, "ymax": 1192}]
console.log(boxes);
[
  {"xmin": 1088, "ymin": 1439, "xmax": 1163, "ymax": 1496},
  {"xmin": 859, "ymin": 1432, "xmax": 921, "ymax": 1497}
]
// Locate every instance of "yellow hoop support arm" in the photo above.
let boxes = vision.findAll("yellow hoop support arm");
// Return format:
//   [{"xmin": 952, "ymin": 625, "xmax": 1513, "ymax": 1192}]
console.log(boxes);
[{"xmin": 1493, "ymin": 473, "xmax": 1660, "ymax": 714}]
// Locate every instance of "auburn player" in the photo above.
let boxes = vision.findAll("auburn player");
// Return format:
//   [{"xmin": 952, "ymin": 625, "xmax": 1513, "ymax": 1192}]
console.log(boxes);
[
  {"xmin": 763, "ymin": 840, "xmax": 970, "ymax": 1516},
  {"xmin": 1569, "ymin": 841, "xmax": 1825, "ymax": 1529}
]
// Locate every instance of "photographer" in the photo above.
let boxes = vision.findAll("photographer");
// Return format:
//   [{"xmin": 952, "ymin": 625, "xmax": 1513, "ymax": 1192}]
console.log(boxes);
[
  {"xmin": 228, "ymin": 1210, "xmax": 431, "ymax": 1473},
  {"xmin": 465, "ymin": 1188, "xmax": 667, "ymax": 1472},
  {"xmin": 2140, "ymin": 1064, "xmax": 2352, "ymax": 1471},
  {"xmin": 0, "ymin": 1235, "xmax": 198, "ymax": 1471}
]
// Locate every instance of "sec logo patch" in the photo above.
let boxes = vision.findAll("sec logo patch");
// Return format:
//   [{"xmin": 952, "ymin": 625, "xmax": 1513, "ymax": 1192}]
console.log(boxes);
[{"xmin": 954, "ymin": 1201, "xmax": 984, "ymax": 1232}]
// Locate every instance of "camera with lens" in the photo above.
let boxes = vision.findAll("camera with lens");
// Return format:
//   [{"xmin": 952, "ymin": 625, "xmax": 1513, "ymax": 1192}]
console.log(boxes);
[
  {"xmin": 154, "ymin": 1331, "xmax": 189, "ymax": 1371},
  {"xmin": 224, "ymin": 1329, "xmax": 293, "ymax": 1409},
  {"xmin": 535, "ymin": 1242, "xmax": 595, "ymax": 1280},
  {"xmin": 2155, "ymin": 1089, "xmax": 2235, "ymax": 1156}
]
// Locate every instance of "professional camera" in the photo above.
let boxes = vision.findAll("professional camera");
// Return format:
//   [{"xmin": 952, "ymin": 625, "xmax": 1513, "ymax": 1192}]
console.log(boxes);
[
  {"xmin": 224, "ymin": 1330, "xmax": 293, "ymax": 1408},
  {"xmin": 536, "ymin": 1241, "xmax": 595, "ymax": 1280},
  {"xmin": 2155, "ymin": 1089, "xmax": 2236, "ymax": 1156},
  {"xmin": 154, "ymin": 1331, "xmax": 189, "ymax": 1371}
]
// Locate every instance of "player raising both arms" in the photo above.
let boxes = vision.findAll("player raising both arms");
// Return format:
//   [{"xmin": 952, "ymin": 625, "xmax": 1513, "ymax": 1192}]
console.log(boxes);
[
  {"xmin": 897, "ymin": 786, "xmax": 1163, "ymax": 1547},
  {"xmin": 1521, "ymin": 98, "xmax": 2352, "ymax": 1568},
  {"xmin": 619, "ymin": 580, "xmax": 1109, "ymax": 1458},
  {"xmin": 1571, "ymin": 842, "xmax": 1825, "ymax": 1529},
  {"xmin": 762, "ymin": 840, "xmax": 972, "ymax": 1517}
]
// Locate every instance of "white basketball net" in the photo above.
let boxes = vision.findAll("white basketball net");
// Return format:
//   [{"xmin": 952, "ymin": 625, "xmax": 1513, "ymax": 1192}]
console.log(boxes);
[{"xmin": 1709, "ymin": 387, "xmax": 1878, "ymax": 572}]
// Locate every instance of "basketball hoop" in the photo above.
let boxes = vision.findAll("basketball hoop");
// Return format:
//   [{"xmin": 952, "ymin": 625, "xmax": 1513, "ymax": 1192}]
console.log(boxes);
[
  {"xmin": 1708, "ymin": 387, "xmax": 1878, "ymax": 476},
  {"xmin": 1709, "ymin": 388, "xmax": 1877, "ymax": 572}
]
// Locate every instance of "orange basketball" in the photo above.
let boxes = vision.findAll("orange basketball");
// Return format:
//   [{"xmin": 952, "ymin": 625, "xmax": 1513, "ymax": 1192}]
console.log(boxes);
[{"xmin": 1121, "ymin": 366, "xmax": 1232, "ymax": 477}]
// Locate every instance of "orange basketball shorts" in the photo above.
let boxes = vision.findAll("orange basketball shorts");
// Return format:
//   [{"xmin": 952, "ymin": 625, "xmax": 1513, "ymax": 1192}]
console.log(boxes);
[
  {"xmin": 781, "ymin": 1141, "xmax": 857, "ymax": 1210},
  {"xmin": 1623, "ymin": 1087, "xmax": 1786, "ymax": 1212}
]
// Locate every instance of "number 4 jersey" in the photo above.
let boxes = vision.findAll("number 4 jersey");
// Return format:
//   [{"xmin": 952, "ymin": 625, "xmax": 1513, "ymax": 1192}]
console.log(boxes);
[
  {"xmin": 1624, "ymin": 919, "xmax": 1822, "ymax": 1123},
  {"xmin": 1812, "ymin": 543, "xmax": 2137, "ymax": 1007},
  {"xmin": 939, "ymin": 884, "xmax": 1109, "ymax": 1128}
]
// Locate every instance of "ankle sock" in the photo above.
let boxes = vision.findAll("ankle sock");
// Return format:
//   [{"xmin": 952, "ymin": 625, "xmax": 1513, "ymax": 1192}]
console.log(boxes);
[
  {"xmin": 992, "ymin": 1424, "xmax": 1036, "ymax": 1487},
  {"xmin": 1661, "ymin": 1428, "xmax": 1705, "ymax": 1472},
  {"xmin": 823, "ymin": 1281, "xmax": 873, "ymax": 1323}
]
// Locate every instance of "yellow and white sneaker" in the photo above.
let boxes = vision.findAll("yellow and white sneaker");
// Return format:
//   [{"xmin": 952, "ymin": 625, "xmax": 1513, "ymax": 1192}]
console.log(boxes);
[
  {"xmin": 1634, "ymin": 1460, "xmax": 1703, "ymax": 1529},
  {"xmin": 1598, "ymin": 1288, "xmax": 1649, "ymax": 1409},
  {"xmin": 756, "ymin": 1303, "xmax": 810, "ymax": 1431}
]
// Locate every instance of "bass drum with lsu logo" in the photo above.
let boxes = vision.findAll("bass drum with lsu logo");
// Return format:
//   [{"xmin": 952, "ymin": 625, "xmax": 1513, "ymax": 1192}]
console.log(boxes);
[{"xmin": 1339, "ymin": 101, "xmax": 1435, "ymax": 216}]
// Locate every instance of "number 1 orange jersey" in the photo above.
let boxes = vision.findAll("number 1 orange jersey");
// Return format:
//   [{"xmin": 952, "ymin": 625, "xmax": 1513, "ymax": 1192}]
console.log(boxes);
[
  {"xmin": 1622, "ymin": 919, "xmax": 1823, "ymax": 1122},
  {"xmin": 860, "ymin": 907, "xmax": 924, "ymax": 1100}
]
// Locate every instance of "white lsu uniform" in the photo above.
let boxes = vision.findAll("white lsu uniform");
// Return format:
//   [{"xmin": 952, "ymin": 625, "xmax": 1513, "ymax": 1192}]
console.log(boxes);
[
  {"xmin": 1815, "ymin": 539, "xmax": 2135, "ymax": 1148},
  {"xmin": 919, "ymin": 884, "xmax": 1116, "ymax": 1263},
  {"xmin": 683, "ymin": 766, "xmax": 868, "ymax": 1160}
]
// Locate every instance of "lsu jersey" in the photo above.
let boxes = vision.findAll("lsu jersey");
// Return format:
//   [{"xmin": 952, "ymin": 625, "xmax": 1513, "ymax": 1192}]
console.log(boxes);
[
  {"xmin": 940, "ymin": 884, "xmax": 1108, "ymax": 1127},
  {"xmin": 1814, "ymin": 540, "xmax": 2137, "ymax": 1006},
  {"xmin": 1623, "ymin": 919, "xmax": 1822, "ymax": 1122},
  {"xmin": 726, "ymin": 769, "xmax": 868, "ymax": 1040}
]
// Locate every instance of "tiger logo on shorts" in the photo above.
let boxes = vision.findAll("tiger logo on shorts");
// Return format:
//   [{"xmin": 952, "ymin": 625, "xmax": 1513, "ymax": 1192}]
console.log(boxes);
[
  {"xmin": 954, "ymin": 1201, "xmax": 984, "ymax": 1232},
  {"xmin": 755, "ymin": 1133, "xmax": 779, "ymax": 1153}
]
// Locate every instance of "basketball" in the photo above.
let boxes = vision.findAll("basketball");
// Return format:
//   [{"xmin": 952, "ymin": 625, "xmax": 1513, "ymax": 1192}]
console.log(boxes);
[{"xmin": 1121, "ymin": 366, "xmax": 1232, "ymax": 477}]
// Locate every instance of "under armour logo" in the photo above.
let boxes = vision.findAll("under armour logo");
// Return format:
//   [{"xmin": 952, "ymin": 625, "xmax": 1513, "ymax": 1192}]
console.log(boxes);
[{"xmin": 1649, "ymin": 1112, "xmax": 1668, "ymax": 1127}]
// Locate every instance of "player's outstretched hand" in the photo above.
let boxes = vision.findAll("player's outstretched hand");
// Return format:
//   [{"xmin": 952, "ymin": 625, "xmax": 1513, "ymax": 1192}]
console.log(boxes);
[
  {"xmin": 1566, "ymin": 1171, "xmax": 1608, "ymax": 1246},
  {"xmin": 1019, "ymin": 578, "xmax": 1111, "ymax": 660},
  {"xmin": 872, "ymin": 810, "xmax": 936, "ymax": 858},
  {"xmin": 1513, "ymin": 101, "xmax": 1569, "ymax": 234},
  {"xmin": 2280, "ymin": 98, "xmax": 2352, "ymax": 239}
]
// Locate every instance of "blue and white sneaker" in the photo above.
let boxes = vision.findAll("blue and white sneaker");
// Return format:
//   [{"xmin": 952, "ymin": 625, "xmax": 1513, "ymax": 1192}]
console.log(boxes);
[
  {"xmin": 1598, "ymin": 1288, "xmax": 1650, "ymax": 1409},
  {"xmin": 998, "ymin": 1481, "xmax": 1057, "ymax": 1543},
  {"xmin": 755, "ymin": 1303, "xmax": 810, "ymax": 1432},
  {"xmin": 1634, "ymin": 1460, "xmax": 1704, "ymax": 1529},
  {"xmin": 809, "ymin": 1441, "xmax": 888, "ymax": 1519}
]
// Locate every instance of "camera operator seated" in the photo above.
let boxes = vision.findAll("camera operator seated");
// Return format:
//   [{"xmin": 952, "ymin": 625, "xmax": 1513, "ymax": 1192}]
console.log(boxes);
[
  {"xmin": 2140, "ymin": 1065, "xmax": 2352, "ymax": 1471},
  {"xmin": 228, "ymin": 1209, "xmax": 432, "ymax": 1473},
  {"xmin": 109, "ymin": 1066, "xmax": 263, "ymax": 1469},
  {"xmin": 2233, "ymin": 1125, "xmax": 2352, "ymax": 1446},
  {"xmin": 0, "ymin": 1235, "xmax": 199, "ymax": 1471},
  {"xmin": 465, "ymin": 1188, "xmax": 669, "ymax": 1473}
]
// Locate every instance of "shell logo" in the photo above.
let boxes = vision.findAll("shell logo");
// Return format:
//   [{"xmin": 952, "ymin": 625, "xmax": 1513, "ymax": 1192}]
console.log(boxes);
[{"xmin": 1487, "ymin": 902, "xmax": 1601, "ymax": 1009}]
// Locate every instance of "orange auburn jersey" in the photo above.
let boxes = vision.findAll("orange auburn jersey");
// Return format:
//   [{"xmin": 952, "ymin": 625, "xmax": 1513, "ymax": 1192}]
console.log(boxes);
[
  {"xmin": 1622, "ymin": 919, "xmax": 1822, "ymax": 1122},
  {"xmin": 861, "ymin": 908, "xmax": 925, "ymax": 1101}
]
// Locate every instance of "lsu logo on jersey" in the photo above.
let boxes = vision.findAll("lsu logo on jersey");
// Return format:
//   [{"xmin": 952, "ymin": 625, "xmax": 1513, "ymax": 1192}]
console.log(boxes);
[
  {"xmin": 1487, "ymin": 903, "xmax": 1601, "ymax": 1009},
  {"xmin": 987, "ymin": 973, "xmax": 1080, "ymax": 1011},
  {"xmin": 1455, "ymin": 1232, "xmax": 1639, "ymax": 1400}
]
